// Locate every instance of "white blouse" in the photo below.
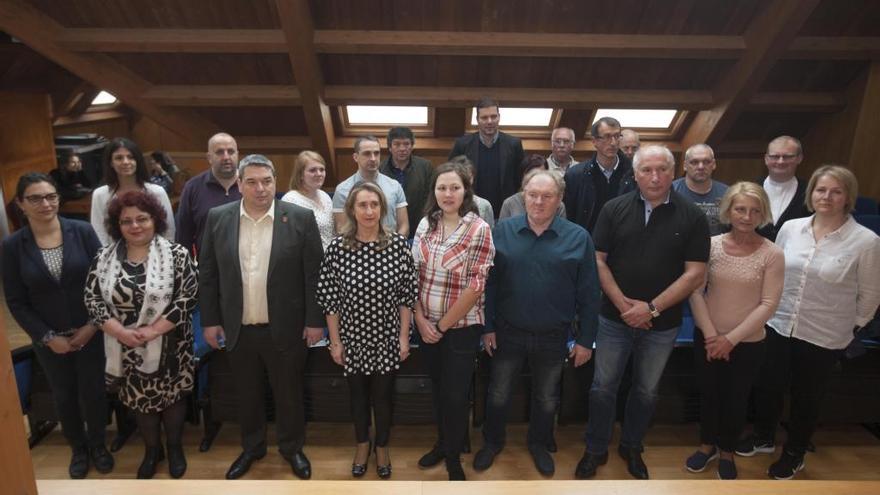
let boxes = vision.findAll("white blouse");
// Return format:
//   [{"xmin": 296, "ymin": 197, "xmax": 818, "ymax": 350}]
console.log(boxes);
[
  {"xmin": 768, "ymin": 215, "xmax": 880, "ymax": 349},
  {"xmin": 89, "ymin": 183, "xmax": 176, "ymax": 246},
  {"xmin": 281, "ymin": 189, "xmax": 335, "ymax": 251}
]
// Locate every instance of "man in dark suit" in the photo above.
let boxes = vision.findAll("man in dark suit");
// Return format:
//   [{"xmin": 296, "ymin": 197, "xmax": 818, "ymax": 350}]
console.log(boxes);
[
  {"xmin": 449, "ymin": 97, "xmax": 525, "ymax": 216},
  {"xmin": 756, "ymin": 135, "xmax": 811, "ymax": 242},
  {"xmin": 199, "ymin": 154, "xmax": 324, "ymax": 480}
]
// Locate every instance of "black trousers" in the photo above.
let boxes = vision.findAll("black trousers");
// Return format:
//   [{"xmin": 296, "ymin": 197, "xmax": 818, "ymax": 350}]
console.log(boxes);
[
  {"xmin": 421, "ymin": 324, "xmax": 481, "ymax": 461},
  {"xmin": 694, "ymin": 329, "xmax": 765, "ymax": 452},
  {"xmin": 347, "ymin": 372, "xmax": 396, "ymax": 446},
  {"xmin": 752, "ymin": 327, "xmax": 842, "ymax": 457},
  {"xmin": 32, "ymin": 332, "xmax": 107, "ymax": 449},
  {"xmin": 227, "ymin": 324, "xmax": 307, "ymax": 457}
]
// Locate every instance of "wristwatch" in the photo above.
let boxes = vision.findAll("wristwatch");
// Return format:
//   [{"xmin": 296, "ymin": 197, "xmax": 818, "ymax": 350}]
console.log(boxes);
[{"xmin": 647, "ymin": 302, "xmax": 660, "ymax": 318}]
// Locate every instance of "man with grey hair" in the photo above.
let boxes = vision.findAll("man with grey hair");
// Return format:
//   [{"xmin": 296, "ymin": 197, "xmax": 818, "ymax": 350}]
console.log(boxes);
[
  {"xmin": 199, "ymin": 154, "xmax": 324, "ymax": 480},
  {"xmin": 333, "ymin": 135, "xmax": 409, "ymax": 236},
  {"xmin": 474, "ymin": 169, "xmax": 600, "ymax": 477},
  {"xmin": 176, "ymin": 132, "xmax": 242, "ymax": 256},
  {"xmin": 673, "ymin": 144, "xmax": 729, "ymax": 235},
  {"xmin": 548, "ymin": 127, "xmax": 578, "ymax": 175},
  {"xmin": 576, "ymin": 145, "xmax": 709, "ymax": 480},
  {"xmin": 563, "ymin": 117, "xmax": 636, "ymax": 232},
  {"xmin": 619, "ymin": 129, "xmax": 641, "ymax": 162}
]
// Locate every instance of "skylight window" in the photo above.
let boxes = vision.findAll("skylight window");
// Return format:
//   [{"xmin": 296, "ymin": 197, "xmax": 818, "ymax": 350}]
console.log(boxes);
[
  {"xmin": 471, "ymin": 107, "xmax": 553, "ymax": 127},
  {"xmin": 592, "ymin": 109, "xmax": 677, "ymax": 129},
  {"xmin": 346, "ymin": 105, "xmax": 428, "ymax": 125},
  {"xmin": 91, "ymin": 91, "xmax": 117, "ymax": 106}
]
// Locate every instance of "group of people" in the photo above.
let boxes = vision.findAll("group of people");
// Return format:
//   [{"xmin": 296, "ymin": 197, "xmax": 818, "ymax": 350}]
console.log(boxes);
[{"xmin": 3, "ymin": 97, "xmax": 878, "ymax": 483}]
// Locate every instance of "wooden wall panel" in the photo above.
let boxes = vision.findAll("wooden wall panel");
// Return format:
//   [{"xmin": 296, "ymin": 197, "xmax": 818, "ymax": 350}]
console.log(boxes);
[
  {"xmin": 0, "ymin": 317, "xmax": 37, "ymax": 495},
  {"xmin": 0, "ymin": 92, "xmax": 56, "ymax": 224}
]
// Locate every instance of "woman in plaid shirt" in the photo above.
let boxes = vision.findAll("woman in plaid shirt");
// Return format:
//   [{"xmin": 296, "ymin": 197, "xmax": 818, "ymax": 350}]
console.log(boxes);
[{"xmin": 412, "ymin": 161, "xmax": 495, "ymax": 481}]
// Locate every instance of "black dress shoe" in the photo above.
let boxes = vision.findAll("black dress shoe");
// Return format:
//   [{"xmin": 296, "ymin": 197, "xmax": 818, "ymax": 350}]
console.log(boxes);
[
  {"xmin": 528, "ymin": 444, "xmax": 555, "ymax": 476},
  {"xmin": 618, "ymin": 445, "xmax": 649, "ymax": 479},
  {"xmin": 167, "ymin": 444, "xmax": 187, "ymax": 479},
  {"xmin": 574, "ymin": 450, "xmax": 608, "ymax": 479},
  {"xmin": 69, "ymin": 446, "xmax": 89, "ymax": 479},
  {"xmin": 285, "ymin": 451, "xmax": 311, "ymax": 480},
  {"xmin": 90, "ymin": 445, "xmax": 114, "ymax": 474},
  {"xmin": 472, "ymin": 446, "xmax": 498, "ymax": 471},
  {"xmin": 418, "ymin": 443, "xmax": 444, "ymax": 468},
  {"xmin": 137, "ymin": 446, "xmax": 165, "ymax": 480},
  {"xmin": 225, "ymin": 450, "xmax": 266, "ymax": 480}
]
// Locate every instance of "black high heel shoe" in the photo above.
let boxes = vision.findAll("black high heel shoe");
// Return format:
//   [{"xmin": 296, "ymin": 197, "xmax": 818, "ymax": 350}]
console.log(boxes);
[
  {"xmin": 351, "ymin": 442, "xmax": 371, "ymax": 478},
  {"xmin": 376, "ymin": 445, "xmax": 392, "ymax": 479}
]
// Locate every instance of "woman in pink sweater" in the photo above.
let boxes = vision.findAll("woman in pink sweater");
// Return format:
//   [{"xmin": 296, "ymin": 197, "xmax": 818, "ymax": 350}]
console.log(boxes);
[{"xmin": 684, "ymin": 182, "xmax": 784, "ymax": 480}]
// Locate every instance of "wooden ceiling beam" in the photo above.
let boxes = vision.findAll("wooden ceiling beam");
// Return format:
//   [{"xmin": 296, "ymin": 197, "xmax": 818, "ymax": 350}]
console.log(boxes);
[
  {"xmin": 274, "ymin": 0, "xmax": 337, "ymax": 182},
  {"xmin": 681, "ymin": 0, "xmax": 822, "ymax": 150},
  {"xmin": 142, "ymin": 85, "xmax": 301, "ymax": 106},
  {"xmin": 53, "ymin": 109, "xmax": 128, "ymax": 127},
  {"xmin": 747, "ymin": 91, "xmax": 846, "ymax": 112},
  {"xmin": 0, "ymin": 1, "xmax": 218, "ymax": 145},
  {"xmin": 58, "ymin": 28, "xmax": 287, "ymax": 53},
  {"xmin": 335, "ymin": 136, "xmax": 683, "ymax": 153},
  {"xmin": 786, "ymin": 37, "xmax": 880, "ymax": 60},
  {"xmin": 237, "ymin": 135, "xmax": 312, "ymax": 151},
  {"xmin": 313, "ymin": 31, "xmax": 745, "ymax": 59},
  {"xmin": 56, "ymin": 27, "xmax": 880, "ymax": 61},
  {"xmin": 325, "ymin": 86, "xmax": 714, "ymax": 109}
]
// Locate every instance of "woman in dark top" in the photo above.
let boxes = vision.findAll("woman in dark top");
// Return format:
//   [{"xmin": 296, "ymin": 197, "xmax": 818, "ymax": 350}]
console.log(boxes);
[
  {"xmin": 85, "ymin": 190, "xmax": 198, "ymax": 479},
  {"xmin": 2, "ymin": 172, "xmax": 111, "ymax": 479},
  {"xmin": 317, "ymin": 182, "xmax": 417, "ymax": 479},
  {"xmin": 147, "ymin": 151, "xmax": 177, "ymax": 195},
  {"xmin": 50, "ymin": 151, "xmax": 92, "ymax": 201}
]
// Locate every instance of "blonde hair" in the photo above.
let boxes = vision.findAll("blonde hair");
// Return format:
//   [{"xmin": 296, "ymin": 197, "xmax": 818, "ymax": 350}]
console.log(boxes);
[
  {"xmin": 289, "ymin": 150, "xmax": 326, "ymax": 191},
  {"xmin": 718, "ymin": 182, "xmax": 773, "ymax": 227},
  {"xmin": 805, "ymin": 164, "xmax": 858, "ymax": 213},
  {"xmin": 339, "ymin": 182, "xmax": 393, "ymax": 251}
]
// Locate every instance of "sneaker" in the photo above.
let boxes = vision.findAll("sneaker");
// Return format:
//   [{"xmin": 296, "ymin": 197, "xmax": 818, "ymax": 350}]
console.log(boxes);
[
  {"xmin": 735, "ymin": 434, "xmax": 775, "ymax": 457},
  {"xmin": 685, "ymin": 447, "xmax": 719, "ymax": 473},
  {"xmin": 717, "ymin": 458, "xmax": 737, "ymax": 480},
  {"xmin": 768, "ymin": 451, "xmax": 805, "ymax": 480}
]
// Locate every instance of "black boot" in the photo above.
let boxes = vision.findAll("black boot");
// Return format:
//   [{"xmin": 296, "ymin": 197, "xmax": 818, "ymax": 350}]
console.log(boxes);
[
  {"xmin": 167, "ymin": 444, "xmax": 187, "ymax": 479},
  {"xmin": 136, "ymin": 446, "xmax": 165, "ymax": 479},
  {"xmin": 69, "ymin": 446, "xmax": 89, "ymax": 479}
]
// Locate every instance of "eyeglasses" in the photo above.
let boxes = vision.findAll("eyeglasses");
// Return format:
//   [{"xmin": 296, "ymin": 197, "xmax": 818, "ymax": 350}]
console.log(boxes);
[
  {"xmin": 594, "ymin": 133, "xmax": 622, "ymax": 143},
  {"xmin": 23, "ymin": 193, "xmax": 60, "ymax": 205},
  {"xmin": 552, "ymin": 139, "xmax": 573, "ymax": 146},
  {"xmin": 119, "ymin": 216, "xmax": 153, "ymax": 227},
  {"xmin": 766, "ymin": 154, "xmax": 799, "ymax": 161}
]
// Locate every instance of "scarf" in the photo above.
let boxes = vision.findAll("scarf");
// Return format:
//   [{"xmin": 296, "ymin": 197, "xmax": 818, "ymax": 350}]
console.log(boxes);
[{"xmin": 96, "ymin": 236, "xmax": 175, "ymax": 377}]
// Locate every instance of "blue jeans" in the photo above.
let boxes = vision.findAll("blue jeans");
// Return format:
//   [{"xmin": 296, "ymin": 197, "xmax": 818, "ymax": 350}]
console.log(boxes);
[
  {"xmin": 585, "ymin": 316, "xmax": 678, "ymax": 454},
  {"xmin": 482, "ymin": 324, "xmax": 568, "ymax": 451}
]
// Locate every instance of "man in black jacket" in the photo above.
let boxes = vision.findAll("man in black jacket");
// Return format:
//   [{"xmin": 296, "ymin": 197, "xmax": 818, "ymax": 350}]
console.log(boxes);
[
  {"xmin": 756, "ymin": 135, "xmax": 811, "ymax": 242},
  {"xmin": 380, "ymin": 126, "xmax": 434, "ymax": 237},
  {"xmin": 449, "ymin": 97, "xmax": 525, "ymax": 217},
  {"xmin": 563, "ymin": 117, "xmax": 637, "ymax": 233}
]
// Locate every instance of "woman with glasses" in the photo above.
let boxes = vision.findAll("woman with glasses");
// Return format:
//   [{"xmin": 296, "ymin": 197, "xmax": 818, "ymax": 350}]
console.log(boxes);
[
  {"xmin": 90, "ymin": 137, "xmax": 174, "ymax": 245},
  {"xmin": 85, "ymin": 190, "xmax": 198, "ymax": 479},
  {"xmin": 2, "ymin": 173, "xmax": 113, "ymax": 479}
]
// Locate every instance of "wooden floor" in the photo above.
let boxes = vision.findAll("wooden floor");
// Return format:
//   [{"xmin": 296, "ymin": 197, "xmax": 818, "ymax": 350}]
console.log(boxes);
[{"xmin": 30, "ymin": 421, "xmax": 880, "ymax": 482}]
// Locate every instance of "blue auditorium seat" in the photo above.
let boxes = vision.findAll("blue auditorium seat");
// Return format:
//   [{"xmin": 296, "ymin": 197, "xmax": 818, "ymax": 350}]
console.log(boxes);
[
  {"xmin": 855, "ymin": 214, "xmax": 880, "ymax": 235},
  {"xmin": 855, "ymin": 196, "xmax": 879, "ymax": 216}
]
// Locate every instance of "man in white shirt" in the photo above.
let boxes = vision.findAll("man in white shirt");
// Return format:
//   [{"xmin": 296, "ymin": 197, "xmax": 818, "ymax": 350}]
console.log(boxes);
[
  {"xmin": 547, "ymin": 127, "xmax": 578, "ymax": 175},
  {"xmin": 333, "ymin": 136, "xmax": 409, "ymax": 236},
  {"xmin": 757, "ymin": 136, "xmax": 811, "ymax": 241}
]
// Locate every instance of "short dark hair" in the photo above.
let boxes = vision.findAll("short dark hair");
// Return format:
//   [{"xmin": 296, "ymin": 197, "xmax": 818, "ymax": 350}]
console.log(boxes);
[
  {"xmin": 386, "ymin": 127, "xmax": 415, "ymax": 148},
  {"xmin": 353, "ymin": 135, "xmax": 380, "ymax": 154},
  {"xmin": 105, "ymin": 190, "xmax": 168, "ymax": 242},
  {"xmin": 476, "ymin": 96, "xmax": 500, "ymax": 112},
  {"xmin": 591, "ymin": 117, "xmax": 622, "ymax": 138},
  {"xmin": 16, "ymin": 172, "xmax": 56, "ymax": 201},
  {"xmin": 57, "ymin": 150, "xmax": 78, "ymax": 171},
  {"xmin": 102, "ymin": 137, "xmax": 149, "ymax": 191},
  {"xmin": 521, "ymin": 154, "xmax": 548, "ymax": 177}
]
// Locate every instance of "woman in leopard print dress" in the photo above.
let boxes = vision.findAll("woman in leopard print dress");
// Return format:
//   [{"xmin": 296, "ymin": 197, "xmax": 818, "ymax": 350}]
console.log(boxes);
[{"xmin": 85, "ymin": 190, "xmax": 197, "ymax": 479}]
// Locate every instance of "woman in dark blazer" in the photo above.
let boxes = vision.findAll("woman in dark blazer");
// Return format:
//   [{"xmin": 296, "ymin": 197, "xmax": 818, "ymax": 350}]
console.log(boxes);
[{"xmin": 2, "ymin": 172, "xmax": 112, "ymax": 479}]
